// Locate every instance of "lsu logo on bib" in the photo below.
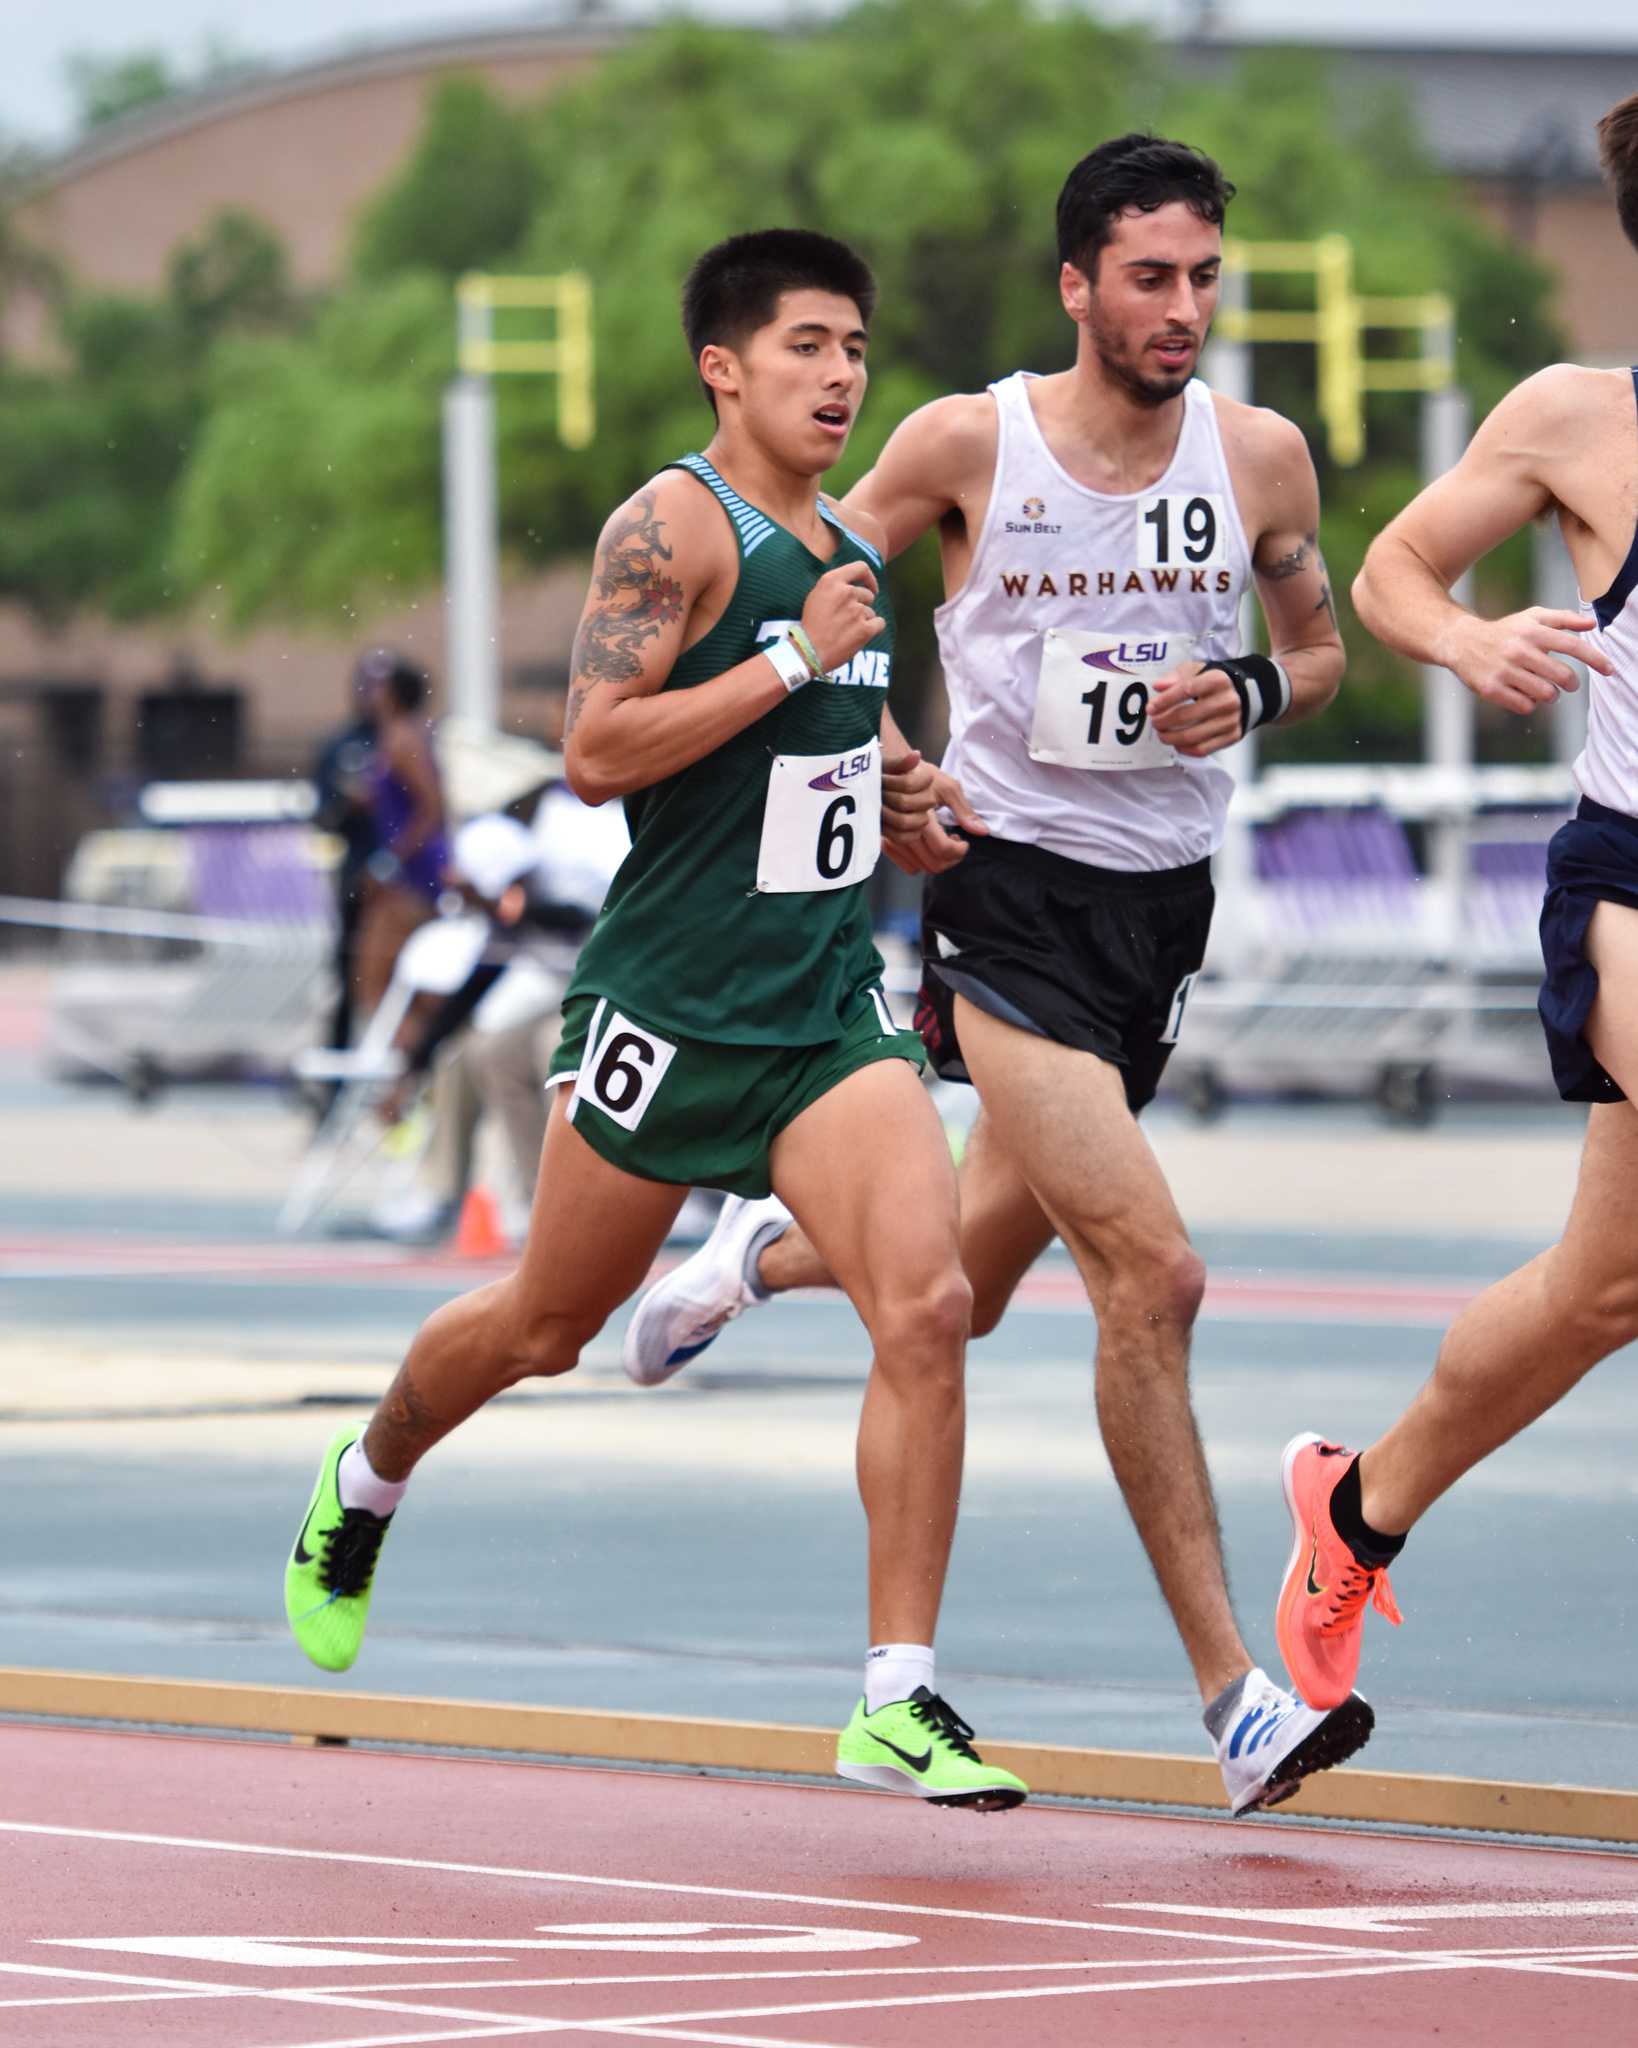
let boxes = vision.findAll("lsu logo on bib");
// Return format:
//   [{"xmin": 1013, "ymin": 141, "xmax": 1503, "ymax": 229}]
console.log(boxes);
[{"xmin": 1029, "ymin": 628, "xmax": 1198, "ymax": 772}]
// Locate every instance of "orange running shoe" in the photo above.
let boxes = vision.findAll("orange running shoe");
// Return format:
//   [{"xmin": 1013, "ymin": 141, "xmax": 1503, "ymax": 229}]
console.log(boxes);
[{"xmin": 1276, "ymin": 1433, "xmax": 1403, "ymax": 1710}]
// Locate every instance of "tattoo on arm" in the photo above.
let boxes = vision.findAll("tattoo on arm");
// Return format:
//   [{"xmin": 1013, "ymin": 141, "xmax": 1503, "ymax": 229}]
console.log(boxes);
[
  {"xmin": 1263, "ymin": 531, "xmax": 1316, "ymax": 581},
  {"xmin": 566, "ymin": 490, "xmax": 686, "ymax": 735},
  {"xmin": 1313, "ymin": 569, "xmax": 1338, "ymax": 633}
]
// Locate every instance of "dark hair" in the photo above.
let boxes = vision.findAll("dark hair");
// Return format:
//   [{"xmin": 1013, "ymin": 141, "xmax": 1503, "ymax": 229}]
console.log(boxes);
[
  {"xmin": 1598, "ymin": 91, "xmax": 1638, "ymax": 255},
  {"xmin": 1056, "ymin": 133, "xmax": 1235, "ymax": 281},
  {"xmin": 355, "ymin": 646, "xmax": 428, "ymax": 712},
  {"xmin": 681, "ymin": 229, "xmax": 877, "ymax": 411}
]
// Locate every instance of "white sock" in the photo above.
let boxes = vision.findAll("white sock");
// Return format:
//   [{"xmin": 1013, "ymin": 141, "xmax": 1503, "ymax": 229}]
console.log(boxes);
[
  {"xmin": 864, "ymin": 1643, "xmax": 935, "ymax": 1714},
  {"xmin": 338, "ymin": 1437, "xmax": 408, "ymax": 1517}
]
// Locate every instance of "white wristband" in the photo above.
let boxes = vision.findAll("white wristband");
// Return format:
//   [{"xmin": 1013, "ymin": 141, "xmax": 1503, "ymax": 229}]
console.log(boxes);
[{"xmin": 764, "ymin": 636, "xmax": 812, "ymax": 693}]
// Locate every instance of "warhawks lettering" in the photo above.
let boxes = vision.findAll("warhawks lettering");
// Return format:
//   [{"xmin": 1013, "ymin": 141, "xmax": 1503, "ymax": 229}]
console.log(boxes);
[{"xmin": 1000, "ymin": 568, "xmax": 1233, "ymax": 598}]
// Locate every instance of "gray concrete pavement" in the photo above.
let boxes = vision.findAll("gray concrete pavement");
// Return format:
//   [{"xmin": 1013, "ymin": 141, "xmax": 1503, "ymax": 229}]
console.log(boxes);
[{"xmin": 2, "ymin": 959, "xmax": 1631, "ymax": 1798}]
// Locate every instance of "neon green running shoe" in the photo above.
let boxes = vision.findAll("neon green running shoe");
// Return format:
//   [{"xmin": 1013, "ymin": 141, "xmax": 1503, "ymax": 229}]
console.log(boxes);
[
  {"xmin": 836, "ymin": 1687, "xmax": 1027, "ymax": 1812},
  {"xmin": 284, "ymin": 1428, "xmax": 394, "ymax": 1672}
]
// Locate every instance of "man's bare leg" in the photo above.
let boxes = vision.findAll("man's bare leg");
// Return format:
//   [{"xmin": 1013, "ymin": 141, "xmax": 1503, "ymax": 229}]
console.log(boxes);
[
  {"xmin": 364, "ymin": 1091, "xmax": 687, "ymax": 1480},
  {"xmin": 768, "ymin": 1057, "xmax": 971, "ymax": 1644},
  {"xmin": 759, "ymin": 1104, "xmax": 1056, "ymax": 1335},
  {"xmin": 1359, "ymin": 901, "xmax": 1638, "ymax": 1536},
  {"xmin": 951, "ymin": 995, "xmax": 1249, "ymax": 1705}
]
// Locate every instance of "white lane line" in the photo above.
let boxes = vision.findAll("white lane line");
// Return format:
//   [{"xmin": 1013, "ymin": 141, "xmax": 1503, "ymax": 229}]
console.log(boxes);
[
  {"xmin": 0, "ymin": 1960, "xmax": 685, "ymax": 2038},
  {"xmin": 553, "ymin": 1949, "xmax": 1638, "ymax": 2028},
  {"xmin": 0, "ymin": 1819, "xmax": 1416, "ymax": 1959},
  {"xmin": 0, "ymin": 1990, "xmax": 235, "ymax": 2009},
  {"xmin": 1117, "ymin": 1897, "xmax": 1638, "ymax": 1933},
  {"xmin": 290, "ymin": 1953, "xmax": 1310, "ymax": 1995}
]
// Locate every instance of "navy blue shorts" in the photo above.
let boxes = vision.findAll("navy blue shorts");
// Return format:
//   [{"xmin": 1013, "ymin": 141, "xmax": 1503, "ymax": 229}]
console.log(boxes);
[{"xmin": 1538, "ymin": 797, "xmax": 1638, "ymax": 1102}]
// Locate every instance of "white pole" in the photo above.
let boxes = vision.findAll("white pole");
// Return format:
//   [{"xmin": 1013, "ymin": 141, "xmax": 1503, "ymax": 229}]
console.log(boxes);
[
  {"xmin": 1532, "ymin": 519, "xmax": 1590, "ymax": 769},
  {"xmin": 1420, "ymin": 384, "xmax": 1475, "ymax": 773},
  {"xmin": 442, "ymin": 375, "xmax": 501, "ymax": 734}
]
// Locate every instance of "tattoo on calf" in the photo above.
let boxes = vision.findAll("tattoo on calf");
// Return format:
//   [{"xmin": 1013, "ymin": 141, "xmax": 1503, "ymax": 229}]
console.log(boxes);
[
  {"xmin": 367, "ymin": 1370, "xmax": 446, "ymax": 1478},
  {"xmin": 566, "ymin": 490, "xmax": 686, "ymax": 734}
]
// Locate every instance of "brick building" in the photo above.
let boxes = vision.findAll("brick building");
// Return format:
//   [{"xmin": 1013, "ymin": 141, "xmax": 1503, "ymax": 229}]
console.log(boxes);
[{"xmin": 1, "ymin": 18, "xmax": 1634, "ymax": 894}]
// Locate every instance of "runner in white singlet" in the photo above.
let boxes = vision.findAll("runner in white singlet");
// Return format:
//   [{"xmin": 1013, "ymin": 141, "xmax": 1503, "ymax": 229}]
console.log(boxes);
[
  {"xmin": 1270, "ymin": 91, "xmax": 1638, "ymax": 1721},
  {"xmin": 628, "ymin": 136, "xmax": 1361, "ymax": 1818}
]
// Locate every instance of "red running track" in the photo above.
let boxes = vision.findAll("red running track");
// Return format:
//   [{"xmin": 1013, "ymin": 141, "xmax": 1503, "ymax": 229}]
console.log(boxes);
[{"xmin": 3, "ymin": 1724, "xmax": 1638, "ymax": 2047}]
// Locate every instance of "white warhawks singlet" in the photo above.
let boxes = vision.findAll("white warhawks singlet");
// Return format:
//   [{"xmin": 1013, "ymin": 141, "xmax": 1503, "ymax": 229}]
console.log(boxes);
[
  {"xmin": 936, "ymin": 371, "xmax": 1254, "ymax": 871},
  {"xmin": 1574, "ymin": 368, "xmax": 1638, "ymax": 818}
]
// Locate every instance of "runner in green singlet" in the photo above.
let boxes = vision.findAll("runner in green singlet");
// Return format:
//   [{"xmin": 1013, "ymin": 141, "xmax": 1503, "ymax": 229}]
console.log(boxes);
[{"xmin": 282, "ymin": 228, "xmax": 1026, "ymax": 1813}]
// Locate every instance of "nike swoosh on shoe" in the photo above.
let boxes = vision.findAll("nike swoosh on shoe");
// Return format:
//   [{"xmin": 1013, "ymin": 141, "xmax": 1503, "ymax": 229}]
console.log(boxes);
[{"xmin": 870, "ymin": 1734, "xmax": 933, "ymax": 1773}]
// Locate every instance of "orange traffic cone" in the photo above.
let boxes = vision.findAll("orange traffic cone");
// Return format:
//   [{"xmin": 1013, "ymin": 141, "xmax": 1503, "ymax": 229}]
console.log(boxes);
[{"xmin": 453, "ymin": 1185, "xmax": 509, "ymax": 1260}]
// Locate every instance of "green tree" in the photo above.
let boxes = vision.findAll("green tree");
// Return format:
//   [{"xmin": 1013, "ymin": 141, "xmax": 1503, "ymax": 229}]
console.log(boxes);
[
  {"xmin": 66, "ymin": 51, "xmax": 181, "ymax": 130},
  {"xmin": 353, "ymin": 77, "xmax": 541, "ymax": 281},
  {"xmin": 171, "ymin": 276, "xmax": 454, "ymax": 627},
  {"xmin": 66, "ymin": 39, "xmax": 263, "ymax": 133},
  {"xmin": 150, "ymin": 4, "xmax": 1568, "ymax": 772},
  {"xmin": 169, "ymin": 210, "xmax": 299, "ymax": 346},
  {"xmin": 0, "ymin": 209, "xmax": 301, "ymax": 621}
]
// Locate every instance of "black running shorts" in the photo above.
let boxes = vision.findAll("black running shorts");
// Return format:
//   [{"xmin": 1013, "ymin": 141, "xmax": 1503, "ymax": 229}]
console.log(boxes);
[
  {"xmin": 1538, "ymin": 796, "xmax": 1638, "ymax": 1103},
  {"xmin": 914, "ymin": 833, "xmax": 1214, "ymax": 1113}
]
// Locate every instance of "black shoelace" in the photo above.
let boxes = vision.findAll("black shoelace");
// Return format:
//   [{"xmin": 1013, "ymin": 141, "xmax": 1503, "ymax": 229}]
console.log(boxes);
[
  {"xmin": 321, "ymin": 1507, "xmax": 391, "ymax": 1598},
  {"xmin": 908, "ymin": 1690, "xmax": 982, "ymax": 1762}
]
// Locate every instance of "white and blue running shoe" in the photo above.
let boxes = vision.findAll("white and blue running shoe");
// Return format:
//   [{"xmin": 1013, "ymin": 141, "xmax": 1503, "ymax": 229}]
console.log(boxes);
[
  {"xmin": 1211, "ymin": 1665, "xmax": 1374, "ymax": 1816},
  {"xmin": 622, "ymin": 1194, "xmax": 792, "ymax": 1387}
]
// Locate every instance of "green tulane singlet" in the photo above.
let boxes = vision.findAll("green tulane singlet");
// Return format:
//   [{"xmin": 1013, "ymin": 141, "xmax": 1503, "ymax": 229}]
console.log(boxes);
[{"xmin": 564, "ymin": 454, "xmax": 895, "ymax": 1048}]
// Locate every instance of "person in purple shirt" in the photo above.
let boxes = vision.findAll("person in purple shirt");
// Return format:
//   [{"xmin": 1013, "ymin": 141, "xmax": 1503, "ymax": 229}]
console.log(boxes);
[{"xmin": 352, "ymin": 651, "xmax": 450, "ymax": 1021}]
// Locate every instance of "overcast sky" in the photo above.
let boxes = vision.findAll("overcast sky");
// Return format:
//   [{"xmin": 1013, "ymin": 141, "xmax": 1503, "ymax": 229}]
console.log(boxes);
[{"xmin": 6, "ymin": 0, "xmax": 1638, "ymax": 150}]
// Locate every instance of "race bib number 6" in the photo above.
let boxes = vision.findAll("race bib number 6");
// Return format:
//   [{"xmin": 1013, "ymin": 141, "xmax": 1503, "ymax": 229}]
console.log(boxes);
[
  {"xmin": 756, "ymin": 737, "xmax": 882, "ymax": 893},
  {"xmin": 570, "ymin": 1002, "xmax": 677, "ymax": 1132},
  {"xmin": 1028, "ymin": 629, "xmax": 1197, "ymax": 771}
]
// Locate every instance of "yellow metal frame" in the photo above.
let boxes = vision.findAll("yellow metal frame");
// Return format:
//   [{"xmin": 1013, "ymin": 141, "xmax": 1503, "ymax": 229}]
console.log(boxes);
[
  {"xmin": 1217, "ymin": 237, "xmax": 1453, "ymax": 466},
  {"xmin": 457, "ymin": 271, "xmax": 595, "ymax": 449},
  {"xmin": 5, "ymin": 1668, "xmax": 1638, "ymax": 1843}
]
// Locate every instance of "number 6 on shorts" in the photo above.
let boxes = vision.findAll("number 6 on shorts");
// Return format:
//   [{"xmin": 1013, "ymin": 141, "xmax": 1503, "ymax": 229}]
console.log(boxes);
[{"xmin": 569, "ymin": 1001, "xmax": 678, "ymax": 1132}]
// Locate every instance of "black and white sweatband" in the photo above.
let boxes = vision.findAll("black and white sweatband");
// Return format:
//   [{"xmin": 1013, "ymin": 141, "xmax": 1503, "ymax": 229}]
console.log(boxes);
[{"xmin": 1204, "ymin": 654, "xmax": 1292, "ymax": 735}]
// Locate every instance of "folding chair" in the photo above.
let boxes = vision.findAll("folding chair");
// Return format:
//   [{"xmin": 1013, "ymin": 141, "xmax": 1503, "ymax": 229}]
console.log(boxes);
[{"xmin": 278, "ymin": 912, "xmax": 489, "ymax": 1236}]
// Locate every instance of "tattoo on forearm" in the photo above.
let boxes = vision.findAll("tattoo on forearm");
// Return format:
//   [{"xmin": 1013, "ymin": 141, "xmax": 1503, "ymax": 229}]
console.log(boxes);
[
  {"xmin": 1313, "ymin": 570, "xmax": 1338, "ymax": 632},
  {"xmin": 1263, "ymin": 531, "xmax": 1316, "ymax": 581},
  {"xmin": 566, "ymin": 490, "xmax": 685, "ymax": 734}
]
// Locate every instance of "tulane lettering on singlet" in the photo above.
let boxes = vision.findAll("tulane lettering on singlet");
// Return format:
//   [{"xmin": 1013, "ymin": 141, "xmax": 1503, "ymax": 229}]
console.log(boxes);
[
  {"xmin": 935, "ymin": 371, "xmax": 1254, "ymax": 873},
  {"xmin": 563, "ymin": 453, "xmax": 894, "ymax": 1048}
]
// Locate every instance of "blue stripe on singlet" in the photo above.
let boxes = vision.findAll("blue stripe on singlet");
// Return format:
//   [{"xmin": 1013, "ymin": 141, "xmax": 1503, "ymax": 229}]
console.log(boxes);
[
  {"xmin": 1591, "ymin": 368, "xmax": 1638, "ymax": 631},
  {"xmin": 674, "ymin": 454, "xmax": 777, "ymax": 558}
]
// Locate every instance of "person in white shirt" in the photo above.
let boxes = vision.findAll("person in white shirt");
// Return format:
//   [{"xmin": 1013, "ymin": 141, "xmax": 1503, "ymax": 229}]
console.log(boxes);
[{"xmin": 372, "ymin": 794, "xmax": 627, "ymax": 1242}]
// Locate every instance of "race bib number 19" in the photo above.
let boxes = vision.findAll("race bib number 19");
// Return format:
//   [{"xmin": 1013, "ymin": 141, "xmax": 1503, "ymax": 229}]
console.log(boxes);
[
  {"xmin": 756, "ymin": 737, "xmax": 882, "ymax": 893},
  {"xmin": 1028, "ymin": 629, "xmax": 1197, "ymax": 771}
]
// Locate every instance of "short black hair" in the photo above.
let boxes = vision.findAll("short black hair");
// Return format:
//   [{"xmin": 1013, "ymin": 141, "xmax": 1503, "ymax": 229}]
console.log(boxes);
[
  {"xmin": 1598, "ymin": 90, "xmax": 1638, "ymax": 256},
  {"xmin": 355, "ymin": 647, "xmax": 429, "ymax": 712},
  {"xmin": 681, "ymin": 229, "xmax": 877, "ymax": 411},
  {"xmin": 1056, "ymin": 134, "xmax": 1235, "ymax": 282}
]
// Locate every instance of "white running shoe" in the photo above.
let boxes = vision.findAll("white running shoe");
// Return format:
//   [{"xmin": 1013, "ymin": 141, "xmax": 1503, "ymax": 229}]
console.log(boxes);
[
  {"xmin": 622, "ymin": 1194, "xmax": 792, "ymax": 1387},
  {"xmin": 1211, "ymin": 1664, "xmax": 1374, "ymax": 1817}
]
